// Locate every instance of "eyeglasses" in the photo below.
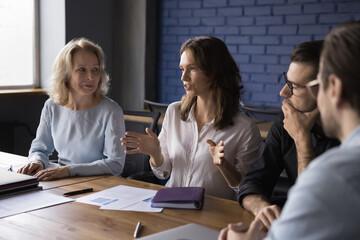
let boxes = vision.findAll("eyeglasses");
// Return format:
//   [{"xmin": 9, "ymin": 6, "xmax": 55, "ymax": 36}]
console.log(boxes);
[
  {"xmin": 306, "ymin": 79, "xmax": 320, "ymax": 100},
  {"xmin": 283, "ymin": 72, "xmax": 307, "ymax": 96}
]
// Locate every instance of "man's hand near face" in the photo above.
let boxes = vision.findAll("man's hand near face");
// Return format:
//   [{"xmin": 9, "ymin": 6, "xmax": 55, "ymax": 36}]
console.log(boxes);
[{"xmin": 281, "ymin": 100, "xmax": 319, "ymax": 175}]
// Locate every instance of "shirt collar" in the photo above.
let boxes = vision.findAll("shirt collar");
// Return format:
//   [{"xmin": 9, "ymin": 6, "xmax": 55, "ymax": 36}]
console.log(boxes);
[
  {"xmin": 341, "ymin": 125, "xmax": 360, "ymax": 148},
  {"xmin": 187, "ymin": 104, "xmax": 215, "ymax": 125}
]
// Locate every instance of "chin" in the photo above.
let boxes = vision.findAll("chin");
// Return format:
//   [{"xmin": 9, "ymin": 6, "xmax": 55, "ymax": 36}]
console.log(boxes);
[{"xmin": 292, "ymin": 102, "xmax": 317, "ymax": 113}]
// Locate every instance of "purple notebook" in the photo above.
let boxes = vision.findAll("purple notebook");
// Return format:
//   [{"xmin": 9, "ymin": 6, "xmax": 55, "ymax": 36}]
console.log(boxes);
[{"xmin": 151, "ymin": 187, "xmax": 205, "ymax": 209}]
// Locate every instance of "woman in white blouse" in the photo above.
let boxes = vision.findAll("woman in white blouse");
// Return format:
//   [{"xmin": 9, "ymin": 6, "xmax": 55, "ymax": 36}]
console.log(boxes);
[{"xmin": 121, "ymin": 36, "xmax": 261, "ymax": 199}]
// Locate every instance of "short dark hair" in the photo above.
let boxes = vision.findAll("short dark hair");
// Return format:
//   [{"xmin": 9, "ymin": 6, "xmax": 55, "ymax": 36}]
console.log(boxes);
[
  {"xmin": 290, "ymin": 40, "xmax": 324, "ymax": 79},
  {"xmin": 320, "ymin": 21, "xmax": 360, "ymax": 114},
  {"xmin": 179, "ymin": 36, "xmax": 243, "ymax": 130}
]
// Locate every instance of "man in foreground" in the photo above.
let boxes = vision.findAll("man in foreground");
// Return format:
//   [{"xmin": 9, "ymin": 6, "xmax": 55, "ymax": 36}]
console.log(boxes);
[{"xmin": 220, "ymin": 20, "xmax": 360, "ymax": 240}]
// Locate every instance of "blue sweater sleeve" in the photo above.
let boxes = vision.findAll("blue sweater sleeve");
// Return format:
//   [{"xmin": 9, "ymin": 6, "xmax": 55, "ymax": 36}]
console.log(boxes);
[{"xmin": 28, "ymin": 100, "xmax": 54, "ymax": 168}]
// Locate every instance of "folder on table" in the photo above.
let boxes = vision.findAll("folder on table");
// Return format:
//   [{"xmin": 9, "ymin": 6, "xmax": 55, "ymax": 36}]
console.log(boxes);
[
  {"xmin": 0, "ymin": 170, "xmax": 40, "ymax": 197},
  {"xmin": 151, "ymin": 187, "xmax": 205, "ymax": 209}
]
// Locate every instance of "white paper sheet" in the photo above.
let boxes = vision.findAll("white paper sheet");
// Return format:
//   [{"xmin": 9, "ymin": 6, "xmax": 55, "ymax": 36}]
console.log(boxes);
[
  {"xmin": 0, "ymin": 191, "xmax": 74, "ymax": 218},
  {"xmin": 102, "ymin": 197, "xmax": 163, "ymax": 212},
  {"xmin": 0, "ymin": 152, "xmax": 28, "ymax": 172},
  {"xmin": 76, "ymin": 185, "xmax": 163, "ymax": 212}
]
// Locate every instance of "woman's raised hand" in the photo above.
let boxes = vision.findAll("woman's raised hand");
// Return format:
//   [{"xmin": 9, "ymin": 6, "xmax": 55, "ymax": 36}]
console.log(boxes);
[
  {"xmin": 121, "ymin": 128, "xmax": 160, "ymax": 157},
  {"xmin": 207, "ymin": 139, "xmax": 225, "ymax": 165}
]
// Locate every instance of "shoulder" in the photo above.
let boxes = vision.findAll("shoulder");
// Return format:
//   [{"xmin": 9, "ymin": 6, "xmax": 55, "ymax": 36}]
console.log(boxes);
[
  {"xmin": 44, "ymin": 98, "xmax": 55, "ymax": 107},
  {"xmin": 99, "ymin": 97, "xmax": 123, "ymax": 113},
  {"xmin": 222, "ymin": 112, "xmax": 261, "ymax": 140},
  {"xmin": 308, "ymin": 145, "xmax": 360, "ymax": 176},
  {"xmin": 167, "ymin": 101, "xmax": 180, "ymax": 111},
  {"xmin": 232, "ymin": 111, "xmax": 258, "ymax": 130},
  {"xmin": 43, "ymin": 98, "xmax": 62, "ymax": 112},
  {"xmin": 164, "ymin": 101, "xmax": 181, "ymax": 116},
  {"xmin": 293, "ymin": 145, "xmax": 360, "ymax": 202}
]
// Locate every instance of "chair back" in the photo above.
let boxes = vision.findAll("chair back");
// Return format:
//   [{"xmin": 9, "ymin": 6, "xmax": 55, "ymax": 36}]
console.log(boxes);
[
  {"xmin": 122, "ymin": 110, "xmax": 161, "ymax": 178},
  {"xmin": 144, "ymin": 99, "xmax": 169, "ymax": 134},
  {"xmin": 240, "ymin": 101, "xmax": 281, "ymax": 122},
  {"xmin": 144, "ymin": 99, "xmax": 169, "ymax": 116}
]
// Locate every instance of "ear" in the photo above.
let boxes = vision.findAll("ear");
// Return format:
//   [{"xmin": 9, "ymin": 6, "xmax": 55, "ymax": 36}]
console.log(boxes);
[{"xmin": 328, "ymin": 74, "xmax": 344, "ymax": 108}]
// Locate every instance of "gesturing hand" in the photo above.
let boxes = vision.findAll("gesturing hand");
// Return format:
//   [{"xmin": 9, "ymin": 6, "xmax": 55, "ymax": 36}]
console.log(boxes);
[
  {"xmin": 207, "ymin": 139, "xmax": 225, "ymax": 165},
  {"xmin": 121, "ymin": 128, "xmax": 160, "ymax": 157}
]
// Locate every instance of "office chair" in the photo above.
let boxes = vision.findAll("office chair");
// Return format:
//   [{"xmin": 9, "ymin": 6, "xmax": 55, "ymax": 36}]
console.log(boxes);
[
  {"xmin": 143, "ymin": 99, "xmax": 169, "ymax": 115},
  {"xmin": 0, "ymin": 121, "xmax": 35, "ymax": 154},
  {"xmin": 122, "ymin": 110, "xmax": 164, "ymax": 184},
  {"xmin": 240, "ymin": 101, "xmax": 281, "ymax": 122},
  {"xmin": 144, "ymin": 99, "xmax": 169, "ymax": 134}
]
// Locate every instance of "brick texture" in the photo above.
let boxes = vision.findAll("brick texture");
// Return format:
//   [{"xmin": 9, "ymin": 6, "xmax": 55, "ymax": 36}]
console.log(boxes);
[{"xmin": 157, "ymin": 0, "xmax": 360, "ymax": 106}]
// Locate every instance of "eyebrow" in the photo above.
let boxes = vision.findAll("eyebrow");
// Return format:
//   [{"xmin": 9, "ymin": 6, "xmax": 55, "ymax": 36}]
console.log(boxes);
[
  {"xmin": 287, "ymin": 79, "xmax": 304, "ymax": 87},
  {"xmin": 179, "ymin": 63, "xmax": 196, "ymax": 68},
  {"xmin": 75, "ymin": 64, "xmax": 100, "ymax": 67}
]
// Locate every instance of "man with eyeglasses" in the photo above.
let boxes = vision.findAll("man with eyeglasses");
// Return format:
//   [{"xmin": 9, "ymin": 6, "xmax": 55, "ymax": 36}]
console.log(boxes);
[
  {"xmin": 219, "ymin": 20, "xmax": 360, "ymax": 240},
  {"xmin": 238, "ymin": 40, "xmax": 339, "ymax": 231}
]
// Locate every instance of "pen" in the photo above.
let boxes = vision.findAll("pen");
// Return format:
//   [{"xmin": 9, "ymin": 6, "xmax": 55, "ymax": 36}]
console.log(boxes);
[
  {"xmin": 63, "ymin": 188, "xmax": 93, "ymax": 196},
  {"xmin": 133, "ymin": 221, "xmax": 142, "ymax": 238}
]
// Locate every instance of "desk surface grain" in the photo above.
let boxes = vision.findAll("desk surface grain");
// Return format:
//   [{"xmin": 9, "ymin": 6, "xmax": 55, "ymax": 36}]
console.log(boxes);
[{"xmin": 0, "ymin": 176, "xmax": 254, "ymax": 240}]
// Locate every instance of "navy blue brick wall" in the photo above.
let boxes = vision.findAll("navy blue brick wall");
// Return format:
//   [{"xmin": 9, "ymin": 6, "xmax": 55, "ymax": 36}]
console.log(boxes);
[{"xmin": 157, "ymin": 0, "xmax": 360, "ymax": 106}]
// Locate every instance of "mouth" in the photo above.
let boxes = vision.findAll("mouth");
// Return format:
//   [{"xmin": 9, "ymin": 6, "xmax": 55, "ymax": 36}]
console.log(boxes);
[
  {"xmin": 184, "ymin": 83, "xmax": 190, "ymax": 91},
  {"xmin": 82, "ymin": 84, "xmax": 95, "ymax": 89}
]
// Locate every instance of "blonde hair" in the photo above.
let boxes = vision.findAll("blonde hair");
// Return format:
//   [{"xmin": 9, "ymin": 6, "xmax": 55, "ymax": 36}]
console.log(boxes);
[{"xmin": 48, "ymin": 38, "xmax": 110, "ymax": 105}]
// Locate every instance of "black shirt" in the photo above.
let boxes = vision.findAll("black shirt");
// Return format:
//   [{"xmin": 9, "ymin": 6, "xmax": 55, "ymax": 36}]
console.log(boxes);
[{"xmin": 238, "ymin": 112, "xmax": 340, "ymax": 207}]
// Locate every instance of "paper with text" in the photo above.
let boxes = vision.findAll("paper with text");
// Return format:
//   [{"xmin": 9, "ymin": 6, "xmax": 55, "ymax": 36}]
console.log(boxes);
[{"xmin": 76, "ymin": 185, "xmax": 162, "ymax": 212}]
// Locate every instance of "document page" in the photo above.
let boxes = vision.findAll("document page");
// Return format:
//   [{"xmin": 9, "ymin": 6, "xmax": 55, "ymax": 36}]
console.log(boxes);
[
  {"xmin": 0, "ymin": 191, "xmax": 74, "ymax": 218},
  {"xmin": 76, "ymin": 185, "xmax": 162, "ymax": 212},
  {"xmin": 0, "ymin": 152, "xmax": 28, "ymax": 172}
]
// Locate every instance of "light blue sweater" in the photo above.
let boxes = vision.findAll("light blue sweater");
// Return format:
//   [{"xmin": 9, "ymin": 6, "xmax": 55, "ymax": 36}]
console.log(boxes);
[
  {"xmin": 28, "ymin": 97, "xmax": 126, "ymax": 176},
  {"xmin": 266, "ymin": 126, "xmax": 360, "ymax": 239}
]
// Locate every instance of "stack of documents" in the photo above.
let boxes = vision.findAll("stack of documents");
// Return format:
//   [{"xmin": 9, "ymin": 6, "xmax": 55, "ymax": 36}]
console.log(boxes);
[{"xmin": 76, "ymin": 185, "xmax": 163, "ymax": 212}]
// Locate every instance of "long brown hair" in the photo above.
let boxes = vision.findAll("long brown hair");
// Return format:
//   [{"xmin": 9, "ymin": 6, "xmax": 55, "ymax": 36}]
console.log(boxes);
[{"xmin": 179, "ymin": 36, "xmax": 243, "ymax": 130}]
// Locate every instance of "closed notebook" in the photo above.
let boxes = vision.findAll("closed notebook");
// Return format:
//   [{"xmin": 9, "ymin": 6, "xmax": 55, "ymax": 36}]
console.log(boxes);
[
  {"xmin": 0, "ymin": 170, "xmax": 40, "ymax": 196},
  {"xmin": 151, "ymin": 187, "xmax": 205, "ymax": 209}
]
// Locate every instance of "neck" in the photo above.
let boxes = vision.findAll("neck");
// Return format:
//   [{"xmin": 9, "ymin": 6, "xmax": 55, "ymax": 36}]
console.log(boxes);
[
  {"xmin": 66, "ymin": 93, "xmax": 102, "ymax": 111},
  {"xmin": 338, "ymin": 109, "xmax": 360, "ymax": 143},
  {"xmin": 194, "ymin": 95, "xmax": 215, "ymax": 123}
]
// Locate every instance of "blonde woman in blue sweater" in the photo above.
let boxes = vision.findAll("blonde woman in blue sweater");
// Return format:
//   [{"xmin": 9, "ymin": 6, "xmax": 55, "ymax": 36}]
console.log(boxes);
[{"xmin": 18, "ymin": 38, "xmax": 125, "ymax": 180}]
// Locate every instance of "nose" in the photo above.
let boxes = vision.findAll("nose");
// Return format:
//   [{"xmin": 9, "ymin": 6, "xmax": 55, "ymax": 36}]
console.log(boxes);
[
  {"xmin": 181, "ymin": 69, "xmax": 188, "ymax": 82},
  {"xmin": 279, "ymin": 84, "xmax": 291, "ymax": 98},
  {"xmin": 86, "ymin": 71, "xmax": 93, "ymax": 80}
]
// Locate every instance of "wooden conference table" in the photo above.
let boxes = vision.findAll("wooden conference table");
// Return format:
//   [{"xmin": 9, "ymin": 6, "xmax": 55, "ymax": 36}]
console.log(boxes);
[{"xmin": 0, "ymin": 152, "xmax": 254, "ymax": 240}]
